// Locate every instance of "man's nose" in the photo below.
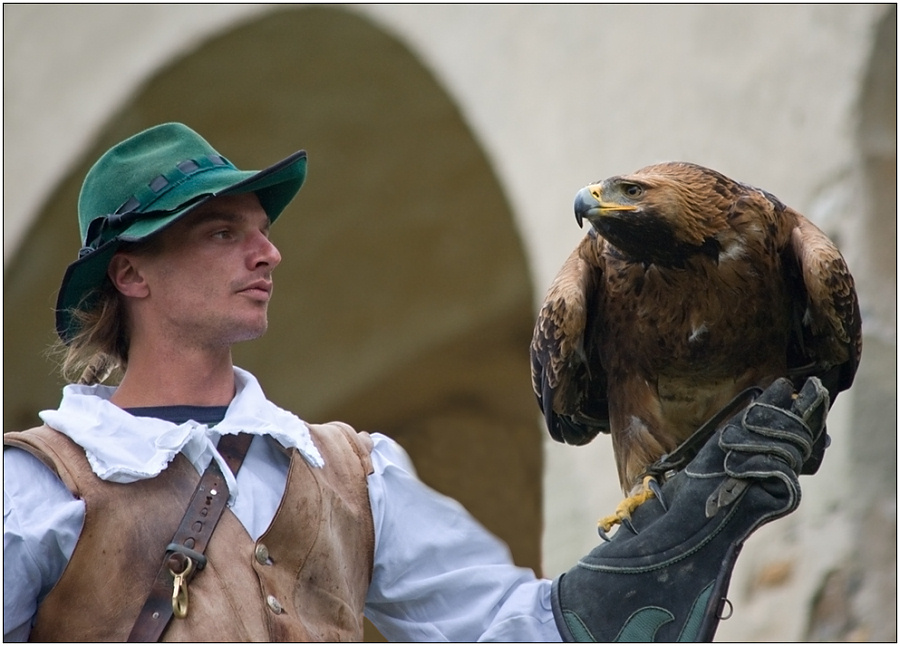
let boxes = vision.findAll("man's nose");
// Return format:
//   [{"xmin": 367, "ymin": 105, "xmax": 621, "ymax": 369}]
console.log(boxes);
[{"xmin": 252, "ymin": 232, "xmax": 282, "ymax": 269}]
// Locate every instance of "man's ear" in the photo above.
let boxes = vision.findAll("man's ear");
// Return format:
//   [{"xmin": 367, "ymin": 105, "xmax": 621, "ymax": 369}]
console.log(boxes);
[{"xmin": 108, "ymin": 253, "xmax": 150, "ymax": 298}]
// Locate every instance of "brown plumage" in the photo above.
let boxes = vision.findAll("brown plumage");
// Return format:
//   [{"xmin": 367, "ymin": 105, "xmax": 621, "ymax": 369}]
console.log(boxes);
[{"xmin": 531, "ymin": 161, "xmax": 862, "ymax": 494}]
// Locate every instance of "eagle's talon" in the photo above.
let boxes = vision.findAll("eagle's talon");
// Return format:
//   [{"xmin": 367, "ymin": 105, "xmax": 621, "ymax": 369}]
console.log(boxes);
[
  {"xmin": 597, "ymin": 512, "xmax": 620, "ymax": 535},
  {"xmin": 595, "ymin": 475, "xmax": 658, "ymax": 539},
  {"xmin": 646, "ymin": 476, "xmax": 667, "ymax": 511}
]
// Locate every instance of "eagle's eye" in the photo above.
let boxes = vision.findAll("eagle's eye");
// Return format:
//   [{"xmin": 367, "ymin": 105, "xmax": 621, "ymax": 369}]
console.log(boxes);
[{"xmin": 622, "ymin": 183, "xmax": 643, "ymax": 198}]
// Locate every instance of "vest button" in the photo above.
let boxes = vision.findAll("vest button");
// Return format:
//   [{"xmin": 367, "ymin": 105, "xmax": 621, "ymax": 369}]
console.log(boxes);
[
  {"xmin": 266, "ymin": 595, "xmax": 284, "ymax": 614},
  {"xmin": 255, "ymin": 543, "xmax": 270, "ymax": 565}
]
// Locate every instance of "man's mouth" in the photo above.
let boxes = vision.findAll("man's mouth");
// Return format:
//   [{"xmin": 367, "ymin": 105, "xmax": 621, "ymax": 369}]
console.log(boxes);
[{"xmin": 239, "ymin": 280, "xmax": 273, "ymax": 299}]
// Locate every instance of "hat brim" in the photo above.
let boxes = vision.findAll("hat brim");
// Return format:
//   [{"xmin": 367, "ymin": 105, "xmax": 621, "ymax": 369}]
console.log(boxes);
[{"xmin": 55, "ymin": 150, "xmax": 307, "ymax": 343}]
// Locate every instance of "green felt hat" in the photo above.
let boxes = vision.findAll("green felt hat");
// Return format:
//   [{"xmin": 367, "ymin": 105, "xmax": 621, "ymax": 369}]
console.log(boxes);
[{"xmin": 56, "ymin": 122, "xmax": 307, "ymax": 343}]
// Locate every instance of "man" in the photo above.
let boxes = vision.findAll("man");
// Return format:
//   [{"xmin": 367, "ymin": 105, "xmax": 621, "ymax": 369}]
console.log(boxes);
[{"xmin": 4, "ymin": 123, "xmax": 830, "ymax": 641}]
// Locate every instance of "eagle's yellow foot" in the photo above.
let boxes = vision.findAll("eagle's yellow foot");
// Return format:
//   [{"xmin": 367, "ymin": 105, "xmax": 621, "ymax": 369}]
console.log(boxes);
[{"xmin": 597, "ymin": 475, "xmax": 658, "ymax": 540}]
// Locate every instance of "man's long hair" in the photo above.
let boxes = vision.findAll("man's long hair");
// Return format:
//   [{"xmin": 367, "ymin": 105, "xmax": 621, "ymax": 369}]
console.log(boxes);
[
  {"xmin": 52, "ymin": 235, "xmax": 161, "ymax": 386},
  {"xmin": 54, "ymin": 278, "xmax": 130, "ymax": 386}
]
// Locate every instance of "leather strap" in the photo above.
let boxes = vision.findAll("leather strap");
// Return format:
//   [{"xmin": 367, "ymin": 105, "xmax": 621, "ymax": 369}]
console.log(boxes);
[{"xmin": 127, "ymin": 433, "xmax": 254, "ymax": 642}]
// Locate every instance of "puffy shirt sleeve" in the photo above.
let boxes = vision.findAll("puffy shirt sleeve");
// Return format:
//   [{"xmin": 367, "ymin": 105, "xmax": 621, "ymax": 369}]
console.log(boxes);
[
  {"xmin": 364, "ymin": 433, "xmax": 561, "ymax": 642},
  {"xmin": 3, "ymin": 448, "xmax": 85, "ymax": 641}
]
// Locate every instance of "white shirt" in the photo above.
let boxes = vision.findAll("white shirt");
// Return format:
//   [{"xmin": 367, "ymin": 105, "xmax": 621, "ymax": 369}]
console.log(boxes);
[{"xmin": 3, "ymin": 367, "xmax": 560, "ymax": 642}]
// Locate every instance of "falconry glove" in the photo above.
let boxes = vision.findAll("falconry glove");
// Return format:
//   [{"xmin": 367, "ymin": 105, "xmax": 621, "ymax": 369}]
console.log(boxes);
[{"xmin": 551, "ymin": 376, "xmax": 830, "ymax": 642}]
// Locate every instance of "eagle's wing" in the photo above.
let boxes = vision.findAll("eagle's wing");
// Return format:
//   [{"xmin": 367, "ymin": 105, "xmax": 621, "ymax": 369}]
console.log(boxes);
[
  {"xmin": 531, "ymin": 233, "xmax": 609, "ymax": 445},
  {"xmin": 786, "ymin": 209, "xmax": 862, "ymax": 397}
]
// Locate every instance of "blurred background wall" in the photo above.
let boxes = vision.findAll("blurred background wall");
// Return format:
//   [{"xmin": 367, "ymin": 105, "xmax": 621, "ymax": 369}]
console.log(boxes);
[{"xmin": 4, "ymin": 4, "xmax": 895, "ymax": 641}]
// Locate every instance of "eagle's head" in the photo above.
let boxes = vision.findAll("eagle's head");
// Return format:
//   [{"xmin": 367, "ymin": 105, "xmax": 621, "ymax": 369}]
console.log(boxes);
[{"xmin": 574, "ymin": 162, "xmax": 740, "ymax": 267}]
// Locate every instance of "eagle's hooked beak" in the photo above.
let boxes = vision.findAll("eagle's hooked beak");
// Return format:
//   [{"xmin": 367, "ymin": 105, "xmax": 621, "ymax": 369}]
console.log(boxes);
[
  {"xmin": 574, "ymin": 184, "xmax": 637, "ymax": 228},
  {"xmin": 574, "ymin": 186, "xmax": 599, "ymax": 228}
]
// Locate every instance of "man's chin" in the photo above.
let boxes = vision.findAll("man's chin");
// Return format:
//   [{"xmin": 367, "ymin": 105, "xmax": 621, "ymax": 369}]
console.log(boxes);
[{"xmin": 228, "ymin": 320, "xmax": 269, "ymax": 345}]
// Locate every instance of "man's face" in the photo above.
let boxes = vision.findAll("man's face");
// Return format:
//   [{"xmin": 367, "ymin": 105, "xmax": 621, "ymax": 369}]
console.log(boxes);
[{"xmin": 117, "ymin": 192, "xmax": 282, "ymax": 350}]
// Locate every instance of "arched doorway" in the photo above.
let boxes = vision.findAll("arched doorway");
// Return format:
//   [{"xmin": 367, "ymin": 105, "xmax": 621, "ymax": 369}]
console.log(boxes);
[{"xmin": 3, "ymin": 6, "xmax": 543, "ymax": 632}]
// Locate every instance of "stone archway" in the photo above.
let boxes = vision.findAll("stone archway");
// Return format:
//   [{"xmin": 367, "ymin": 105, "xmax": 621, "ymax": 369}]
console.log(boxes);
[{"xmin": 3, "ymin": 4, "xmax": 543, "ymax": 616}]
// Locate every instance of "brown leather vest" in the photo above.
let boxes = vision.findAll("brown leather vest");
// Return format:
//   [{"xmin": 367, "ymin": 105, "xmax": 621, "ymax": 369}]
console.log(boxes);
[{"xmin": 4, "ymin": 422, "xmax": 375, "ymax": 642}]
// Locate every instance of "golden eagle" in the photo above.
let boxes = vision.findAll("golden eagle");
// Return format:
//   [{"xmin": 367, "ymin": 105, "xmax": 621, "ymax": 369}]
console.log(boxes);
[{"xmin": 531, "ymin": 162, "xmax": 861, "ymax": 526}]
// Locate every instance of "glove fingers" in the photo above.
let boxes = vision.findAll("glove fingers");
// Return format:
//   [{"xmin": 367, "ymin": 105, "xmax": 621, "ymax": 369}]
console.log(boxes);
[
  {"xmin": 801, "ymin": 427, "xmax": 830, "ymax": 475},
  {"xmin": 754, "ymin": 377, "xmax": 795, "ymax": 408},
  {"xmin": 793, "ymin": 376, "xmax": 831, "ymax": 474},
  {"xmin": 720, "ymin": 377, "xmax": 829, "ymax": 476},
  {"xmin": 792, "ymin": 376, "xmax": 830, "ymax": 428}
]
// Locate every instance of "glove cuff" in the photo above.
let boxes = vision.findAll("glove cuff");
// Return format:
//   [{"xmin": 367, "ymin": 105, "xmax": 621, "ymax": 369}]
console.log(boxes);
[{"xmin": 552, "ymin": 540, "xmax": 743, "ymax": 642}]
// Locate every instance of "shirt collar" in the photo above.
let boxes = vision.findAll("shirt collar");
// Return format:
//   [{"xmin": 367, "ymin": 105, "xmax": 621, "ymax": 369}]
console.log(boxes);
[{"xmin": 39, "ymin": 367, "xmax": 324, "ymax": 485}]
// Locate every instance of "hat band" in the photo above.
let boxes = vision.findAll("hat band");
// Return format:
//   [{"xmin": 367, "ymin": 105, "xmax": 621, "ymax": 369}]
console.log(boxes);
[
  {"xmin": 110, "ymin": 153, "xmax": 231, "ymax": 224},
  {"xmin": 79, "ymin": 154, "xmax": 234, "ymax": 256},
  {"xmin": 78, "ymin": 196, "xmax": 210, "ymax": 259}
]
